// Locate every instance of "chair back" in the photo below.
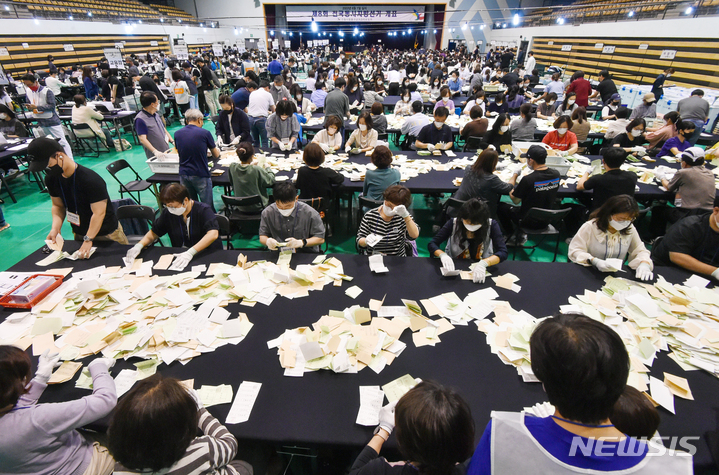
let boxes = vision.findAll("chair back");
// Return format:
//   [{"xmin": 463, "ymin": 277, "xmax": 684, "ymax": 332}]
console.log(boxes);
[
  {"xmin": 400, "ymin": 134, "xmax": 416, "ymax": 151},
  {"xmin": 221, "ymin": 194, "xmax": 262, "ymax": 211},
  {"xmin": 215, "ymin": 213, "xmax": 233, "ymax": 249},
  {"xmin": 445, "ymin": 197, "xmax": 466, "ymax": 214},
  {"xmin": 299, "ymin": 197, "xmax": 326, "ymax": 215},
  {"xmin": 463, "ymin": 135, "xmax": 484, "ymax": 152},
  {"xmin": 72, "ymin": 123, "xmax": 98, "ymax": 139},
  {"xmin": 358, "ymin": 196, "xmax": 383, "ymax": 210},
  {"xmin": 522, "ymin": 207, "xmax": 571, "ymax": 229},
  {"xmin": 106, "ymin": 159, "xmax": 133, "ymax": 178},
  {"xmin": 113, "ymin": 201, "xmax": 152, "ymax": 237},
  {"xmin": 377, "ymin": 133, "xmax": 389, "ymax": 142}
]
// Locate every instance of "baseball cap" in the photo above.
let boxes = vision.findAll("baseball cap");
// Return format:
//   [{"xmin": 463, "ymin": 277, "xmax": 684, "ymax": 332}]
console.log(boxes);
[
  {"xmin": 521, "ymin": 144, "xmax": 548, "ymax": 162},
  {"xmin": 26, "ymin": 137, "xmax": 65, "ymax": 172},
  {"xmin": 643, "ymin": 92, "xmax": 656, "ymax": 103},
  {"xmin": 680, "ymin": 146, "xmax": 705, "ymax": 166},
  {"xmin": 610, "ymin": 93, "xmax": 621, "ymax": 102}
]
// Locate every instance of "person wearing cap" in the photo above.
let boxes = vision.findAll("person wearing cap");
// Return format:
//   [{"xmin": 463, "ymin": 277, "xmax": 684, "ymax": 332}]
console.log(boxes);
[
  {"xmin": 21, "ymin": 74, "xmax": 73, "ymax": 158},
  {"xmin": 601, "ymin": 93, "xmax": 622, "ymax": 121},
  {"xmin": 498, "ymin": 145, "xmax": 560, "ymax": 245},
  {"xmin": 590, "ymin": 70, "xmax": 618, "ymax": 104},
  {"xmin": 651, "ymin": 147, "xmax": 716, "ymax": 236},
  {"xmin": 0, "ymin": 103, "xmax": 29, "ymax": 139},
  {"xmin": 656, "ymin": 119, "xmax": 695, "ymax": 158},
  {"xmin": 28, "ymin": 137, "xmax": 128, "ymax": 258},
  {"xmin": 628, "ymin": 93, "xmax": 657, "ymax": 120},
  {"xmin": 135, "ymin": 91, "xmax": 173, "ymax": 160},
  {"xmin": 651, "ymin": 196, "xmax": 719, "ymax": 281}
]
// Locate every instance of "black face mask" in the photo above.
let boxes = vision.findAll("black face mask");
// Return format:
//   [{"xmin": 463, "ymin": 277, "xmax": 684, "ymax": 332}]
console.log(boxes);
[{"xmin": 45, "ymin": 155, "xmax": 63, "ymax": 177}]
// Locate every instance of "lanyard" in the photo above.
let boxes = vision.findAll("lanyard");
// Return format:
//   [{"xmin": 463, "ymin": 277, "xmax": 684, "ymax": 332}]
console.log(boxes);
[{"xmin": 58, "ymin": 165, "xmax": 78, "ymax": 214}]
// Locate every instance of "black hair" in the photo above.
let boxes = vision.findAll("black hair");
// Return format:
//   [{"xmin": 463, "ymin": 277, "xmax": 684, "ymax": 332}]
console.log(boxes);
[
  {"xmin": 334, "ymin": 77, "xmax": 346, "ymax": 89},
  {"xmin": 602, "ymin": 147, "xmax": 627, "ymax": 169},
  {"xmin": 160, "ymin": 183, "xmax": 191, "ymax": 205},
  {"xmin": 519, "ymin": 103, "xmax": 533, "ymax": 123},
  {"xmin": 411, "ymin": 100, "xmax": 423, "ymax": 113},
  {"xmin": 589, "ymin": 194, "xmax": 639, "ymax": 235},
  {"xmin": 454, "ymin": 198, "xmax": 490, "ymax": 251},
  {"xmin": 273, "ymin": 181, "xmax": 297, "ymax": 203},
  {"xmin": 140, "ymin": 91, "xmax": 158, "ymax": 108},
  {"xmin": 275, "ymin": 99, "xmax": 293, "ymax": 117},
  {"xmin": 625, "ymin": 118, "xmax": 646, "ymax": 134},
  {"xmin": 236, "ymin": 141, "xmax": 254, "ymax": 163},
  {"xmin": 434, "ymin": 106, "xmax": 449, "ymax": 119},
  {"xmin": 615, "ymin": 107, "xmax": 630, "ymax": 119},
  {"xmin": 611, "ymin": 386, "xmax": 660, "ymax": 439},
  {"xmin": 358, "ymin": 111, "xmax": 373, "ymax": 129},
  {"xmin": 259, "ymin": 79, "xmax": 270, "ymax": 89}
]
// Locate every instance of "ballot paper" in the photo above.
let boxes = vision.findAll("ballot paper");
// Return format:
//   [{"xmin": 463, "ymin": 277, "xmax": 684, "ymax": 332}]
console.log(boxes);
[
  {"xmin": 650, "ymin": 376, "xmax": 675, "ymax": 414},
  {"xmin": 440, "ymin": 267, "xmax": 461, "ymax": 277},
  {"xmin": 47, "ymin": 361, "xmax": 82, "ymax": 384},
  {"xmin": 154, "ymin": 254, "xmax": 174, "ymax": 270},
  {"xmin": 197, "ymin": 384, "xmax": 234, "ymax": 407},
  {"xmin": 45, "ymin": 234, "xmax": 64, "ymax": 252},
  {"xmin": 605, "ymin": 258, "xmax": 624, "ymax": 272},
  {"xmin": 114, "ymin": 369, "xmax": 139, "ymax": 398},
  {"xmin": 368, "ymin": 255, "xmax": 389, "ymax": 273},
  {"xmin": 382, "ymin": 374, "xmax": 418, "ymax": 403},
  {"xmin": 365, "ymin": 234, "xmax": 383, "ymax": 247},
  {"xmin": 684, "ymin": 274, "xmax": 710, "ymax": 289},
  {"xmin": 226, "ymin": 381, "xmax": 262, "ymax": 424},
  {"xmin": 356, "ymin": 385, "xmax": 385, "ymax": 426},
  {"xmin": 345, "ymin": 285, "xmax": 363, "ymax": 299}
]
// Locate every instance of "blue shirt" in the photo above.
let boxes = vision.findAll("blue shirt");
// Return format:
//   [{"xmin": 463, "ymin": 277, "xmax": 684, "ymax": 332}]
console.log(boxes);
[
  {"xmin": 174, "ymin": 124, "xmax": 216, "ymax": 178},
  {"xmin": 448, "ymin": 77, "xmax": 463, "ymax": 92},
  {"xmin": 657, "ymin": 136, "xmax": 690, "ymax": 158},
  {"xmin": 311, "ymin": 89, "xmax": 327, "ymax": 108},
  {"xmin": 267, "ymin": 60, "xmax": 283, "ymax": 75},
  {"xmin": 468, "ymin": 416, "xmax": 648, "ymax": 475},
  {"xmin": 231, "ymin": 87, "xmax": 251, "ymax": 110}
]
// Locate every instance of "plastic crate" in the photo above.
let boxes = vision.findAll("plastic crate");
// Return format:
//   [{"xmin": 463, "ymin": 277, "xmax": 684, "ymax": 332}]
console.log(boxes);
[
  {"xmin": 545, "ymin": 156, "xmax": 572, "ymax": 177},
  {"xmin": 0, "ymin": 274, "xmax": 64, "ymax": 309},
  {"xmin": 146, "ymin": 150, "xmax": 180, "ymax": 174}
]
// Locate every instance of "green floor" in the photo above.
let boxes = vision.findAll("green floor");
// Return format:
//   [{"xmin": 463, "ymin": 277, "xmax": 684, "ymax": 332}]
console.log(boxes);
[{"xmin": 0, "ymin": 121, "xmax": 572, "ymax": 272}]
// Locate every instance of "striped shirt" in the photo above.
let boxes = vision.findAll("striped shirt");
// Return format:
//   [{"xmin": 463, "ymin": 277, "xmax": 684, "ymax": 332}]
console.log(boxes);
[
  {"xmin": 114, "ymin": 409, "xmax": 241, "ymax": 475},
  {"xmin": 357, "ymin": 207, "xmax": 412, "ymax": 257}
]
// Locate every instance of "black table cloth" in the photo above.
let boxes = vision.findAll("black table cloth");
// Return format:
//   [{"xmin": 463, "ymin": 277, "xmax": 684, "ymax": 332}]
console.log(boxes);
[{"xmin": 3, "ymin": 243, "xmax": 718, "ymax": 468}]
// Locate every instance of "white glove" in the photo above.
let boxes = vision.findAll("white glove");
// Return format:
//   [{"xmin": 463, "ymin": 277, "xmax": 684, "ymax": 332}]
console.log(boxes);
[
  {"xmin": 216, "ymin": 136, "xmax": 224, "ymax": 147},
  {"xmin": 35, "ymin": 350, "xmax": 61, "ymax": 384},
  {"xmin": 635, "ymin": 262, "xmax": 653, "ymax": 282},
  {"xmin": 155, "ymin": 151, "xmax": 167, "ymax": 160},
  {"xmin": 286, "ymin": 238, "xmax": 304, "ymax": 249},
  {"xmin": 592, "ymin": 258, "xmax": 617, "ymax": 272},
  {"xmin": 436, "ymin": 143, "xmax": 444, "ymax": 151},
  {"xmin": 393, "ymin": 205, "xmax": 410, "ymax": 218},
  {"xmin": 319, "ymin": 143, "xmax": 329, "ymax": 153},
  {"xmin": 173, "ymin": 248, "xmax": 197, "ymax": 270},
  {"xmin": 279, "ymin": 142, "xmax": 288, "ymax": 151},
  {"xmin": 230, "ymin": 136, "xmax": 241, "ymax": 146},
  {"xmin": 473, "ymin": 260, "xmax": 488, "ymax": 283},
  {"xmin": 125, "ymin": 243, "xmax": 143, "ymax": 262},
  {"xmin": 378, "ymin": 400, "xmax": 398, "ymax": 434},
  {"xmin": 440, "ymin": 253, "xmax": 454, "ymax": 271},
  {"xmin": 266, "ymin": 238, "xmax": 279, "ymax": 250},
  {"xmin": 345, "ymin": 145, "xmax": 351, "ymax": 153},
  {"xmin": 512, "ymin": 163, "xmax": 524, "ymax": 175},
  {"xmin": 187, "ymin": 388, "xmax": 203, "ymax": 410},
  {"xmin": 87, "ymin": 357, "xmax": 115, "ymax": 374},
  {"xmin": 427, "ymin": 144, "xmax": 436, "ymax": 152},
  {"xmin": 632, "ymin": 146, "xmax": 645, "ymax": 153},
  {"xmin": 654, "ymin": 170, "xmax": 665, "ymax": 181},
  {"xmin": 711, "ymin": 268, "xmax": 719, "ymax": 281}
]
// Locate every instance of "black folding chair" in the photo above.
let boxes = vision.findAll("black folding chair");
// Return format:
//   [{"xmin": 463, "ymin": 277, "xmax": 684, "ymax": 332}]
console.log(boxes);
[
  {"xmin": 356, "ymin": 196, "xmax": 384, "ymax": 230},
  {"xmin": 462, "ymin": 135, "xmax": 484, "ymax": 152},
  {"xmin": 116, "ymin": 204, "xmax": 163, "ymax": 246},
  {"xmin": 221, "ymin": 194, "xmax": 264, "ymax": 247},
  {"xmin": 512, "ymin": 207, "xmax": 572, "ymax": 262},
  {"xmin": 70, "ymin": 123, "xmax": 109, "ymax": 158},
  {"xmin": 215, "ymin": 213, "xmax": 233, "ymax": 250},
  {"xmin": 106, "ymin": 159, "xmax": 156, "ymax": 205}
]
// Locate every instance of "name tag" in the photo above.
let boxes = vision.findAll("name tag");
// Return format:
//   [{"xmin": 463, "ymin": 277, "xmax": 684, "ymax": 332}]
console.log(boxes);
[{"xmin": 67, "ymin": 212, "xmax": 80, "ymax": 226}]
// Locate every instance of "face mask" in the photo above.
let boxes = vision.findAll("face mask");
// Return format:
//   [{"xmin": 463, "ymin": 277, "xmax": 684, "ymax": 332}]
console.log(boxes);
[
  {"xmin": 168, "ymin": 205, "xmax": 186, "ymax": 216},
  {"xmin": 278, "ymin": 204, "xmax": 295, "ymax": 217},
  {"xmin": 631, "ymin": 129, "xmax": 643, "ymax": 137},
  {"xmin": 500, "ymin": 125, "xmax": 509, "ymax": 133},
  {"xmin": 666, "ymin": 74, "xmax": 671, "ymax": 78},
  {"xmin": 442, "ymin": 98, "xmax": 449, "ymax": 103},
  {"xmin": 359, "ymin": 124, "xmax": 367, "ymax": 131},
  {"xmin": 403, "ymin": 97, "xmax": 410, "ymax": 102},
  {"xmin": 328, "ymin": 127, "xmax": 337, "ymax": 136},
  {"xmin": 351, "ymin": 87, "xmax": 357, "ymax": 92},
  {"xmin": 612, "ymin": 101, "xmax": 619, "ymax": 105},
  {"xmin": 548, "ymin": 101, "xmax": 555, "ymax": 106},
  {"xmin": 434, "ymin": 121, "xmax": 443, "ymax": 129},
  {"xmin": 382, "ymin": 204, "xmax": 396, "ymax": 216},
  {"xmin": 29, "ymin": 84, "xmax": 39, "ymax": 92},
  {"xmin": 557, "ymin": 127, "xmax": 568, "ymax": 134},
  {"xmin": 0, "ymin": 113, "xmax": 6, "ymax": 120},
  {"xmin": 609, "ymin": 219, "xmax": 631, "ymax": 231},
  {"xmin": 296, "ymin": 94, "xmax": 303, "ymax": 101},
  {"xmin": 464, "ymin": 222, "xmax": 482, "ymax": 232},
  {"xmin": 567, "ymin": 99, "xmax": 575, "ymax": 106},
  {"xmin": 377, "ymin": 80, "xmax": 382, "ymax": 84}
]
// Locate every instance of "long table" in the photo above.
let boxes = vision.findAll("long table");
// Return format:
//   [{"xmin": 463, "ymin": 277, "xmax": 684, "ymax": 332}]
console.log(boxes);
[{"xmin": 6, "ymin": 244, "xmax": 718, "ymax": 468}]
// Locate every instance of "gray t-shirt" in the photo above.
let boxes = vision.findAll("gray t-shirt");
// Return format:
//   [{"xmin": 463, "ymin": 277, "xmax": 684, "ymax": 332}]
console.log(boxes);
[
  {"xmin": 259, "ymin": 201, "xmax": 325, "ymax": 252},
  {"xmin": 677, "ymin": 95, "xmax": 710, "ymax": 124},
  {"xmin": 667, "ymin": 166, "xmax": 716, "ymax": 210},
  {"xmin": 509, "ymin": 117, "xmax": 537, "ymax": 141},
  {"xmin": 323, "ymin": 88, "xmax": 350, "ymax": 121}
]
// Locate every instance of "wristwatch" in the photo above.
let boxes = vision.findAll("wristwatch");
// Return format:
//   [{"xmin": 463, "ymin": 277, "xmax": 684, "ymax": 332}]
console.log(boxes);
[
  {"xmin": 83, "ymin": 235, "xmax": 93, "ymax": 242},
  {"xmin": 373, "ymin": 425, "xmax": 389, "ymax": 441},
  {"xmin": 302, "ymin": 238, "xmax": 308, "ymax": 248}
]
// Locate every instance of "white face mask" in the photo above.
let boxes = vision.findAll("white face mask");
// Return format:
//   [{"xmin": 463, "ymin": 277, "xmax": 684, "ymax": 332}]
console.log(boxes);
[
  {"xmin": 442, "ymin": 97, "xmax": 449, "ymax": 103},
  {"xmin": 382, "ymin": 204, "xmax": 396, "ymax": 216},
  {"xmin": 567, "ymin": 99, "xmax": 575, "ymax": 106},
  {"xmin": 167, "ymin": 205, "xmax": 186, "ymax": 216},
  {"xmin": 631, "ymin": 129, "xmax": 643, "ymax": 137},
  {"xmin": 666, "ymin": 74, "xmax": 671, "ymax": 78},
  {"xmin": 0, "ymin": 113, "xmax": 6, "ymax": 120},
  {"xmin": 464, "ymin": 222, "xmax": 482, "ymax": 232},
  {"xmin": 403, "ymin": 96, "xmax": 410, "ymax": 102},
  {"xmin": 500, "ymin": 125, "xmax": 509, "ymax": 133},
  {"xmin": 548, "ymin": 101, "xmax": 555, "ymax": 106},
  {"xmin": 557, "ymin": 127, "xmax": 568, "ymax": 134},
  {"xmin": 351, "ymin": 87, "xmax": 357, "ymax": 92},
  {"xmin": 278, "ymin": 204, "xmax": 295, "ymax": 217},
  {"xmin": 359, "ymin": 124, "xmax": 367, "ymax": 131},
  {"xmin": 609, "ymin": 219, "xmax": 631, "ymax": 231},
  {"xmin": 434, "ymin": 121, "xmax": 444, "ymax": 129}
]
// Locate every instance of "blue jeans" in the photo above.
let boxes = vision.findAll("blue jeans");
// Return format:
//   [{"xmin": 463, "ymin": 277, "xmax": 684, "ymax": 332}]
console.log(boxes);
[
  {"xmin": 687, "ymin": 120, "xmax": 705, "ymax": 145},
  {"xmin": 249, "ymin": 116, "xmax": 268, "ymax": 148},
  {"xmin": 189, "ymin": 95, "xmax": 198, "ymax": 110},
  {"xmin": 180, "ymin": 175, "xmax": 215, "ymax": 212}
]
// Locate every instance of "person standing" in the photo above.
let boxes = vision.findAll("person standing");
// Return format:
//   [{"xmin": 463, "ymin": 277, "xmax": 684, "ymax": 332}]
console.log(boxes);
[
  {"xmin": 677, "ymin": 89, "xmax": 710, "ymax": 145},
  {"xmin": 135, "ymin": 92, "xmax": 173, "ymax": 159},
  {"xmin": 46, "ymin": 54, "xmax": 57, "ymax": 74},
  {"xmin": 590, "ymin": 70, "xmax": 618, "ymax": 104},
  {"xmin": 174, "ymin": 109, "xmax": 220, "ymax": 211},
  {"xmin": 21, "ymin": 74, "xmax": 73, "ymax": 158},
  {"xmin": 267, "ymin": 53, "xmax": 283, "ymax": 80},
  {"xmin": 524, "ymin": 51, "xmax": 536, "ymax": 75},
  {"xmin": 27, "ymin": 137, "xmax": 129, "ymax": 258},
  {"xmin": 651, "ymin": 67, "xmax": 675, "ymax": 99},
  {"xmin": 246, "ymin": 80, "xmax": 275, "ymax": 147},
  {"xmin": 324, "ymin": 78, "xmax": 350, "ymax": 124},
  {"xmin": 138, "ymin": 73, "xmax": 167, "ymax": 123},
  {"xmin": 181, "ymin": 61, "xmax": 201, "ymax": 110},
  {"xmin": 566, "ymin": 71, "xmax": 592, "ymax": 107},
  {"xmin": 197, "ymin": 58, "xmax": 219, "ymax": 117},
  {"xmin": 82, "ymin": 66, "xmax": 99, "ymax": 100},
  {"xmin": 0, "ymin": 204, "xmax": 8, "ymax": 232}
]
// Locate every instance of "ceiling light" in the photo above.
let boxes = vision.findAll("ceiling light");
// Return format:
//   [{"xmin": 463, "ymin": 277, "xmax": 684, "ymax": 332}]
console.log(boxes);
[
  {"xmin": 311, "ymin": 18, "xmax": 318, "ymax": 32},
  {"xmin": 461, "ymin": 22, "xmax": 467, "ymax": 30},
  {"xmin": 628, "ymin": 10, "xmax": 634, "ymax": 16}
]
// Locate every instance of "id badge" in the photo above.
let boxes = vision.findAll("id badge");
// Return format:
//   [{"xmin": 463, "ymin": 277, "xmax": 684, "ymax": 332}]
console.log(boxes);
[{"xmin": 67, "ymin": 212, "xmax": 80, "ymax": 226}]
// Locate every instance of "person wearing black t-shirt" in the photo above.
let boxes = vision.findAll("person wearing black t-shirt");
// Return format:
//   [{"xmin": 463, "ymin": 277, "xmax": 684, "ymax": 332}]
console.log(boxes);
[
  {"xmin": 124, "ymin": 183, "xmax": 220, "ymax": 269},
  {"xmin": 483, "ymin": 113, "xmax": 513, "ymax": 154},
  {"xmin": 296, "ymin": 143, "xmax": 344, "ymax": 201},
  {"xmin": 103, "ymin": 70, "xmax": 125, "ymax": 107},
  {"xmin": 651, "ymin": 199, "xmax": 719, "ymax": 282},
  {"xmin": 415, "ymin": 106, "xmax": 454, "ymax": 151},
  {"xmin": 498, "ymin": 145, "xmax": 560, "ymax": 243},
  {"xmin": 590, "ymin": 70, "xmax": 618, "ymax": 104},
  {"xmin": 577, "ymin": 147, "xmax": 637, "ymax": 210},
  {"xmin": 27, "ymin": 137, "xmax": 128, "ymax": 259}
]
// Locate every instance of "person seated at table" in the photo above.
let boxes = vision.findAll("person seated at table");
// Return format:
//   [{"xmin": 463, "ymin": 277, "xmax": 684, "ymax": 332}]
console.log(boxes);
[
  {"xmin": 651, "ymin": 197, "xmax": 719, "ymax": 281},
  {"xmin": 0, "ymin": 103, "xmax": 29, "ymax": 138},
  {"xmin": 612, "ymin": 117, "xmax": 648, "ymax": 152},
  {"xmin": 345, "ymin": 77, "xmax": 364, "ymax": 113},
  {"xmin": 629, "ymin": 92, "xmax": 657, "ymax": 120},
  {"xmin": 125, "ymin": 183, "xmax": 220, "ymax": 265},
  {"xmin": 357, "ymin": 184, "xmax": 419, "ymax": 256},
  {"xmin": 448, "ymin": 70, "xmax": 463, "ymax": 97},
  {"xmin": 555, "ymin": 92, "xmax": 578, "ymax": 116},
  {"xmin": 466, "ymin": 313, "xmax": 693, "ymax": 475},
  {"xmin": 310, "ymin": 81, "xmax": 328, "ymax": 109},
  {"xmin": 452, "ymin": 149, "xmax": 513, "ymax": 219},
  {"xmin": 655, "ymin": 119, "xmax": 694, "ymax": 158},
  {"xmin": 374, "ymin": 75, "xmax": 387, "ymax": 95},
  {"xmin": 345, "ymin": 112, "xmax": 378, "ymax": 154},
  {"xmin": 646, "ymin": 110, "xmax": 679, "ymax": 150},
  {"xmin": 568, "ymin": 194, "xmax": 653, "ymax": 281},
  {"xmin": 460, "ymin": 105, "xmax": 489, "ymax": 142},
  {"xmin": 289, "ymin": 83, "xmax": 316, "ymax": 115},
  {"xmin": 532, "ymin": 73, "xmax": 564, "ymax": 104},
  {"xmin": 312, "ymin": 115, "xmax": 344, "ymax": 153},
  {"xmin": 363, "ymin": 145, "xmax": 401, "ymax": 202},
  {"xmin": 506, "ymin": 85, "xmax": 525, "ymax": 110},
  {"xmin": 535, "ymin": 92, "xmax": 557, "ymax": 120},
  {"xmin": 430, "ymin": 198, "xmax": 508, "ymax": 283},
  {"xmin": 259, "ymin": 181, "xmax": 325, "ymax": 252},
  {"xmin": 108, "ymin": 376, "xmax": 252, "ymax": 475},
  {"xmin": 402, "ymin": 101, "xmax": 430, "ymax": 149},
  {"xmin": 394, "ymin": 89, "xmax": 413, "ymax": 117},
  {"xmin": 542, "ymin": 115, "xmax": 578, "ymax": 155},
  {"xmin": 577, "ymin": 147, "xmax": 636, "ymax": 211},
  {"xmin": 349, "ymin": 380, "xmax": 474, "ymax": 475},
  {"xmin": 610, "ymin": 386, "xmax": 660, "ymax": 440},
  {"xmin": 70, "ymin": 95, "xmax": 114, "ymax": 148},
  {"xmin": 296, "ymin": 142, "xmax": 344, "ymax": 201},
  {"xmin": 509, "ymin": 103, "xmax": 536, "ymax": 141},
  {"xmin": 463, "ymin": 91, "xmax": 486, "ymax": 116},
  {"xmin": 363, "ymin": 81, "xmax": 384, "ymax": 112},
  {"xmin": 486, "ymin": 93, "xmax": 507, "ymax": 117},
  {"xmin": 266, "ymin": 99, "xmax": 300, "ymax": 151},
  {"xmin": 570, "ymin": 107, "xmax": 590, "ymax": 145},
  {"xmin": 416, "ymin": 106, "xmax": 454, "ymax": 151},
  {"xmin": 429, "ymin": 76, "xmax": 442, "ymax": 102},
  {"xmin": 483, "ymin": 113, "xmax": 513, "ymax": 153},
  {"xmin": 0, "ymin": 346, "xmax": 116, "ymax": 475},
  {"xmin": 216, "ymin": 95, "xmax": 251, "ymax": 148},
  {"xmin": 604, "ymin": 107, "xmax": 631, "ymax": 140},
  {"xmin": 601, "ymin": 93, "xmax": 622, "ymax": 120},
  {"xmin": 228, "ymin": 142, "xmax": 275, "ymax": 212},
  {"xmin": 370, "ymin": 102, "xmax": 387, "ymax": 135},
  {"xmin": 434, "ymin": 86, "xmax": 455, "ymax": 114},
  {"xmin": 408, "ymin": 83, "xmax": 423, "ymax": 103}
]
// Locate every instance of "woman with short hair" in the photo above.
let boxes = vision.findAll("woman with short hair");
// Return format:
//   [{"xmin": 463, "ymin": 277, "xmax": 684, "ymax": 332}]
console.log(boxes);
[
  {"xmin": 542, "ymin": 115, "xmax": 578, "ymax": 154},
  {"xmin": 357, "ymin": 184, "xmax": 419, "ymax": 256},
  {"xmin": 363, "ymin": 145, "xmax": 401, "ymax": 201},
  {"xmin": 612, "ymin": 117, "xmax": 648, "ymax": 152},
  {"xmin": 312, "ymin": 115, "xmax": 344, "ymax": 153},
  {"xmin": 509, "ymin": 103, "xmax": 537, "ymax": 141},
  {"xmin": 296, "ymin": 142, "xmax": 344, "ymax": 200}
]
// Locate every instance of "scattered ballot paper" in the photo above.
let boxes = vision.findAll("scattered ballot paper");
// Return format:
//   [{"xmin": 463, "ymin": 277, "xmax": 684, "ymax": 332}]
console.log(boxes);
[
  {"xmin": 226, "ymin": 381, "xmax": 262, "ymax": 424},
  {"xmin": 365, "ymin": 234, "xmax": 383, "ymax": 247},
  {"xmin": 663, "ymin": 373, "xmax": 694, "ymax": 400},
  {"xmin": 47, "ymin": 361, "xmax": 82, "ymax": 384},
  {"xmin": 356, "ymin": 385, "xmax": 385, "ymax": 426},
  {"xmin": 368, "ymin": 255, "xmax": 389, "ymax": 273},
  {"xmin": 684, "ymin": 274, "xmax": 710, "ymax": 289},
  {"xmin": 649, "ymin": 376, "xmax": 675, "ymax": 414},
  {"xmin": 345, "ymin": 285, "xmax": 363, "ymax": 299},
  {"xmin": 605, "ymin": 258, "xmax": 624, "ymax": 272},
  {"xmin": 382, "ymin": 374, "xmax": 419, "ymax": 403},
  {"xmin": 441, "ymin": 267, "xmax": 461, "ymax": 277}
]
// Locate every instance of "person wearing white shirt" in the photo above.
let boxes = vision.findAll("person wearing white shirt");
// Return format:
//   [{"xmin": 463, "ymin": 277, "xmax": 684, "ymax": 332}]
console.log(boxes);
[
  {"xmin": 305, "ymin": 75, "xmax": 316, "ymax": 92},
  {"xmin": 71, "ymin": 94, "xmax": 114, "ymax": 147},
  {"xmin": 524, "ymin": 52, "xmax": 536, "ymax": 75},
  {"xmin": 44, "ymin": 72, "xmax": 63, "ymax": 96},
  {"xmin": 401, "ymin": 101, "xmax": 430, "ymax": 148},
  {"xmin": 387, "ymin": 67, "xmax": 402, "ymax": 95},
  {"xmin": 246, "ymin": 80, "xmax": 276, "ymax": 147},
  {"xmin": 170, "ymin": 70, "xmax": 191, "ymax": 115},
  {"xmin": 312, "ymin": 115, "xmax": 344, "ymax": 153}
]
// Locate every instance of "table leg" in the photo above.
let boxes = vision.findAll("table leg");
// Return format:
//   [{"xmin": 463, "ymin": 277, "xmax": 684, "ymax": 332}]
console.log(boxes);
[
  {"xmin": 114, "ymin": 119, "xmax": 125, "ymax": 152},
  {"xmin": 152, "ymin": 184, "xmax": 162, "ymax": 208}
]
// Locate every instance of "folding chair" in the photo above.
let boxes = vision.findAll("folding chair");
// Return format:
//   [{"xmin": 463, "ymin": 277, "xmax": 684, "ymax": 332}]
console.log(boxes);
[
  {"xmin": 462, "ymin": 135, "xmax": 484, "ymax": 152},
  {"xmin": 70, "ymin": 123, "xmax": 109, "ymax": 158},
  {"xmin": 511, "ymin": 207, "xmax": 572, "ymax": 262},
  {"xmin": 220, "ymin": 195, "xmax": 264, "ymax": 247},
  {"xmin": 215, "ymin": 213, "xmax": 233, "ymax": 249},
  {"xmin": 106, "ymin": 159, "xmax": 156, "ymax": 205}
]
